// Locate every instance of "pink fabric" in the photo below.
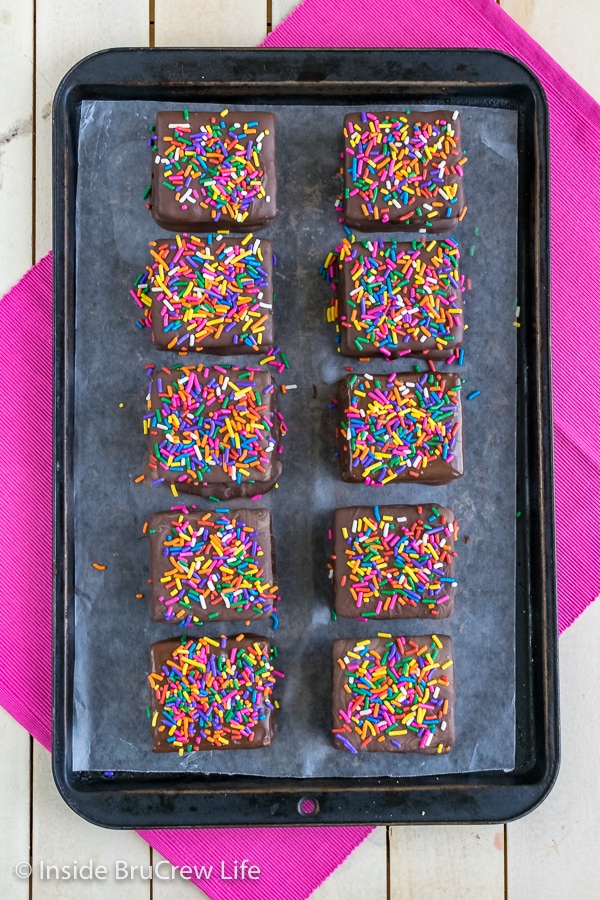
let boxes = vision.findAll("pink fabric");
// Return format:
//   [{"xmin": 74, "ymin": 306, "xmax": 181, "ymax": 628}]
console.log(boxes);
[{"xmin": 1, "ymin": 1, "xmax": 599, "ymax": 897}]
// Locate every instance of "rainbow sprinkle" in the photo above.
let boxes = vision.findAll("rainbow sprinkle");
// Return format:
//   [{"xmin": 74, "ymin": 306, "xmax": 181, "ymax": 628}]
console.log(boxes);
[
  {"xmin": 342, "ymin": 111, "xmax": 467, "ymax": 228},
  {"xmin": 145, "ymin": 366, "xmax": 283, "ymax": 490},
  {"xmin": 153, "ymin": 111, "xmax": 273, "ymax": 225},
  {"xmin": 150, "ymin": 509, "xmax": 278, "ymax": 625},
  {"xmin": 333, "ymin": 635, "xmax": 454, "ymax": 753},
  {"xmin": 323, "ymin": 237, "xmax": 465, "ymax": 358},
  {"xmin": 334, "ymin": 505, "xmax": 458, "ymax": 617},
  {"xmin": 339, "ymin": 371, "xmax": 463, "ymax": 484},
  {"xmin": 149, "ymin": 635, "xmax": 281, "ymax": 752},
  {"xmin": 132, "ymin": 233, "xmax": 273, "ymax": 351}
]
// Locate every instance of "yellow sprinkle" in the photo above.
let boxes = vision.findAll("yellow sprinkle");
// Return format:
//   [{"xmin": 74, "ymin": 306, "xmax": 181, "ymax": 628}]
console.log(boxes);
[
  {"xmin": 377, "ymin": 632, "xmax": 392, "ymax": 638},
  {"xmin": 170, "ymin": 483, "xmax": 178, "ymax": 497},
  {"xmin": 513, "ymin": 321, "xmax": 521, "ymax": 327},
  {"xmin": 119, "ymin": 402, "xmax": 124, "ymax": 408},
  {"xmin": 441, "ymin": 659, "xmax": 454, "ymax": 669},
  {"xmin": 432, "ymin": 635, "xmax": 442, "ymax": 648}
]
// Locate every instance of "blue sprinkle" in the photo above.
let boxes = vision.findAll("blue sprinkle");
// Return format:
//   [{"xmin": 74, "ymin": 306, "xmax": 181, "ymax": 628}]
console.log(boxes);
[
  {"xmin": 467, "ymin": 390, "xmax": 481, "ymax": 400},
  {"xmin": 271, "ymin": 613, "xmax": 279, "ymax": 630}
]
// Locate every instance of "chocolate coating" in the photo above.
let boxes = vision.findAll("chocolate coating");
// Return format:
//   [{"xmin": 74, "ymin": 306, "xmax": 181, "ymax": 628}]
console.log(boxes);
[
  {"xmin": 147, "ymin": 507, "xmax": 277, "ymax": 624},
  {"xmin": 151, "ymin": 111, "xmax": 277, "ymax": 232},
  {"xmin": 337, "ymin": 371, "xmax": 464, "ymax": 485},
  {"xmin": 146, "ymin": 366, "xmax": 282, "ymax": 499},
  {"xmin": 333, "ymin": 505, "xmax": 457, "ymax": 619},
  {"xmin": 342, "ymin": 110, "xmax": 465, "ymax": 233},
  {"xmin": 149, "ymin": 635, "xmax": 277, "ymax": 751},
  {"xmin": 148, "ymin": 234, "xmax": 274, "ymax": 353},
  {"xmin": 338, "ymin": 239, "xmax": 464, "ymax": 360},
  {"xmin": 332, "ymin": 635, "xmax": 455, "ymax": 753}
]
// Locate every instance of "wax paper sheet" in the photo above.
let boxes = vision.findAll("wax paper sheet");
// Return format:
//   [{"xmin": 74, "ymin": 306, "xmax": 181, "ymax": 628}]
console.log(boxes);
[{"xmin": 72, "ymin": 100, "xmax": 518, "ymax": 776}]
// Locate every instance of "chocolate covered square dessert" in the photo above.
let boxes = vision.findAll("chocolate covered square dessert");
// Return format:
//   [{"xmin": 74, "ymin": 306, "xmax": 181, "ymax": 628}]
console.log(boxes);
[
  {"xmin": 150, "ymin": 110, "xmax": 277, "ymax": 231},
  {"xmin": 145, "ymin": 365, "xmax": 283, "ymax": 499},
  {"xmin": 337, "ymin": 238, "xmax": 464, "ymax": 359},
  {"xmin": 147, "ymin": 507, "xmax": 278, "ymax": 626},
  {"xmin": 338, "ymin": 371, "xmax": 463, "ymax": 485},
  {"xmin": 332, "ymin": 635, "xmax": 455, "ymax": 753},
  {"xmin": 333, "ymin": 504, "xmax": 457, "ymax": 619},
  {"xmin": 148, "ymin": 635, "xmax": 280, "ymax": 752},
  {"xmin": 342, "ymin": 110, "xmax": 467, "ymax": 232},
  {"xmin": 135, "ymin": 234, "xmax": 273, "ymax": 353}
]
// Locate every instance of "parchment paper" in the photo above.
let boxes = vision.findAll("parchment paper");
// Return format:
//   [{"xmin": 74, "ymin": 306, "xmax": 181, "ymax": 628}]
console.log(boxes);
[{"xmin": 72, "ymin": 100, "xmax": 518, "ymax": 776}]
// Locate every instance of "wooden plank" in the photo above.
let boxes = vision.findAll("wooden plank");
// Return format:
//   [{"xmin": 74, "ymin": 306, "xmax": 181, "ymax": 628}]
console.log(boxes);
[
  {"xmin": 154, "ymin": 1, "xmax": 267, "ymax": 47},
  {"xmin": 507, "ymin": 598, "xmax": 600, "ymax": 897},
  {"xmin": 310, "ymin": 827, "xmax": 387, "ymax": 900},
  {"xmin": 31, "ymin": 742, "xmax": 151, "ymax": 898},
  {"xmin": 151, "ymin": 851, "xmax": 212, "ymax": 900},
  {"xmin": 0, "ymin": 708, "xmax": 31, "ymax": 899},
  {"xmin": 0, "ymin": 0, "xmax": 34, "ymax": 292},
  {"xmin": 34, "ymin": 0, "xmax": 149, "ymax": 261},
  {"xmin": 272, "ymin": 0, "xmax": 301, "ymax": 28},
  {"xmin": 501, "ymin": 0, "xmax": 600, "ymax": 101},
  {"xmin": 390, "ymin": 824, "xmax": 505, "ymax": 899}
]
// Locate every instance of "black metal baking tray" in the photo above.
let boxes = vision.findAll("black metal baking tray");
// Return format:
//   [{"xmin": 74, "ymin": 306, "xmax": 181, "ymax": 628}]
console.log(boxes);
[{"xmin": 53, "ymin": 48, "xmax": 557, "ymax": 827}]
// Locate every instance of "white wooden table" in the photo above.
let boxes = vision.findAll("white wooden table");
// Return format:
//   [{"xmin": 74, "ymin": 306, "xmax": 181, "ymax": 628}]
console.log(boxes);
[{"xmin": 1, "ymin": 1, "xmax": 599, "ymax": 897}]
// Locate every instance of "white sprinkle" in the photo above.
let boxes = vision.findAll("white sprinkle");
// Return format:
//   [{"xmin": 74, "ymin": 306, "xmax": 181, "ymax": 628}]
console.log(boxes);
[
  {"xmin": 397, "ymin": 516, "xmax": 407, "ymax": 523},
  {"xmin": 441, "ymin": 720, "xmax": 447, "ymax": 731},
  {"xmin": 168, "ymin": 123, "xmax": 189, "ymax": 129},
  {"xmin": 197, "ymin": 594, "xmax": 207, "ymax": 610},
  {"xmin": 265, "ymin": 195, "xmax": 271, "ymax": 202},
  {"xmin": 515, "ymin": 306, "xmax": 520, "ymax": 318},
  {"xmin": 154, "ymin": 154, "xmax": 161, "ymax": 164},
  {"xmin": 284, "ymin": 384, "xmax": 298, "ymax": 390},
  {"xmin": 259, "ymin": 302, "xmax": 272, "ymax": 309},
  {"xmin": 452, "ymin": 110, "xmax": 459, "ymax": 120}
]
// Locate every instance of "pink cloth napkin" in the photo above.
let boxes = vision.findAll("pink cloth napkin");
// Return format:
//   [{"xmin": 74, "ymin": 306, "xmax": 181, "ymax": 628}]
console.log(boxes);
[{"xmin": 1, "ymin": 1, "xmax": 600, "ymax": 898}]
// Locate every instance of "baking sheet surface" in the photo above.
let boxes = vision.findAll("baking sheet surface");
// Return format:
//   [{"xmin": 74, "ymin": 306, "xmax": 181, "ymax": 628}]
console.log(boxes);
[{"xmin": 73, "ymin": 100, "xmax": 518, "ymax": 776}]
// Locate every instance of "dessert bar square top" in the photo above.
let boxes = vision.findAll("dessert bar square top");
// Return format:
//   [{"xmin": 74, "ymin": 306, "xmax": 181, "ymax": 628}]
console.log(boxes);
[
  {"xmin": 338, "ymin": 371, "xmax": 464, "ymax": 485},
  {"xmin": 150, "ymin": 110, "xmax": 277, "ymax": 231},
  {"xmin": 342, "ymin": 110, "xmax": 467, "ymax": 232},
  {"xmin": 332, "ymin": 504, "xmax": 457, "ymax": 619},
  {"xmin": 332, "ymin": 634, "xmax": 455, "ymax": 753},
  {"xmin": 147, "ymin": 506, "xmax": 278, "ymax": 626},
  {"xmin": 145, "ymin": 365, "xmax": 283, "ymax": 499},
  {"xmin": 337, "ymin": 237, "xmax": 464, "ymax": 360},
  {"xmin": 134, "ymin": 233, "xmax": 274, "ymax": 353},
  {"xmin": 148, "ymin": 635, "xmax": 279, "ymax": 752}
]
